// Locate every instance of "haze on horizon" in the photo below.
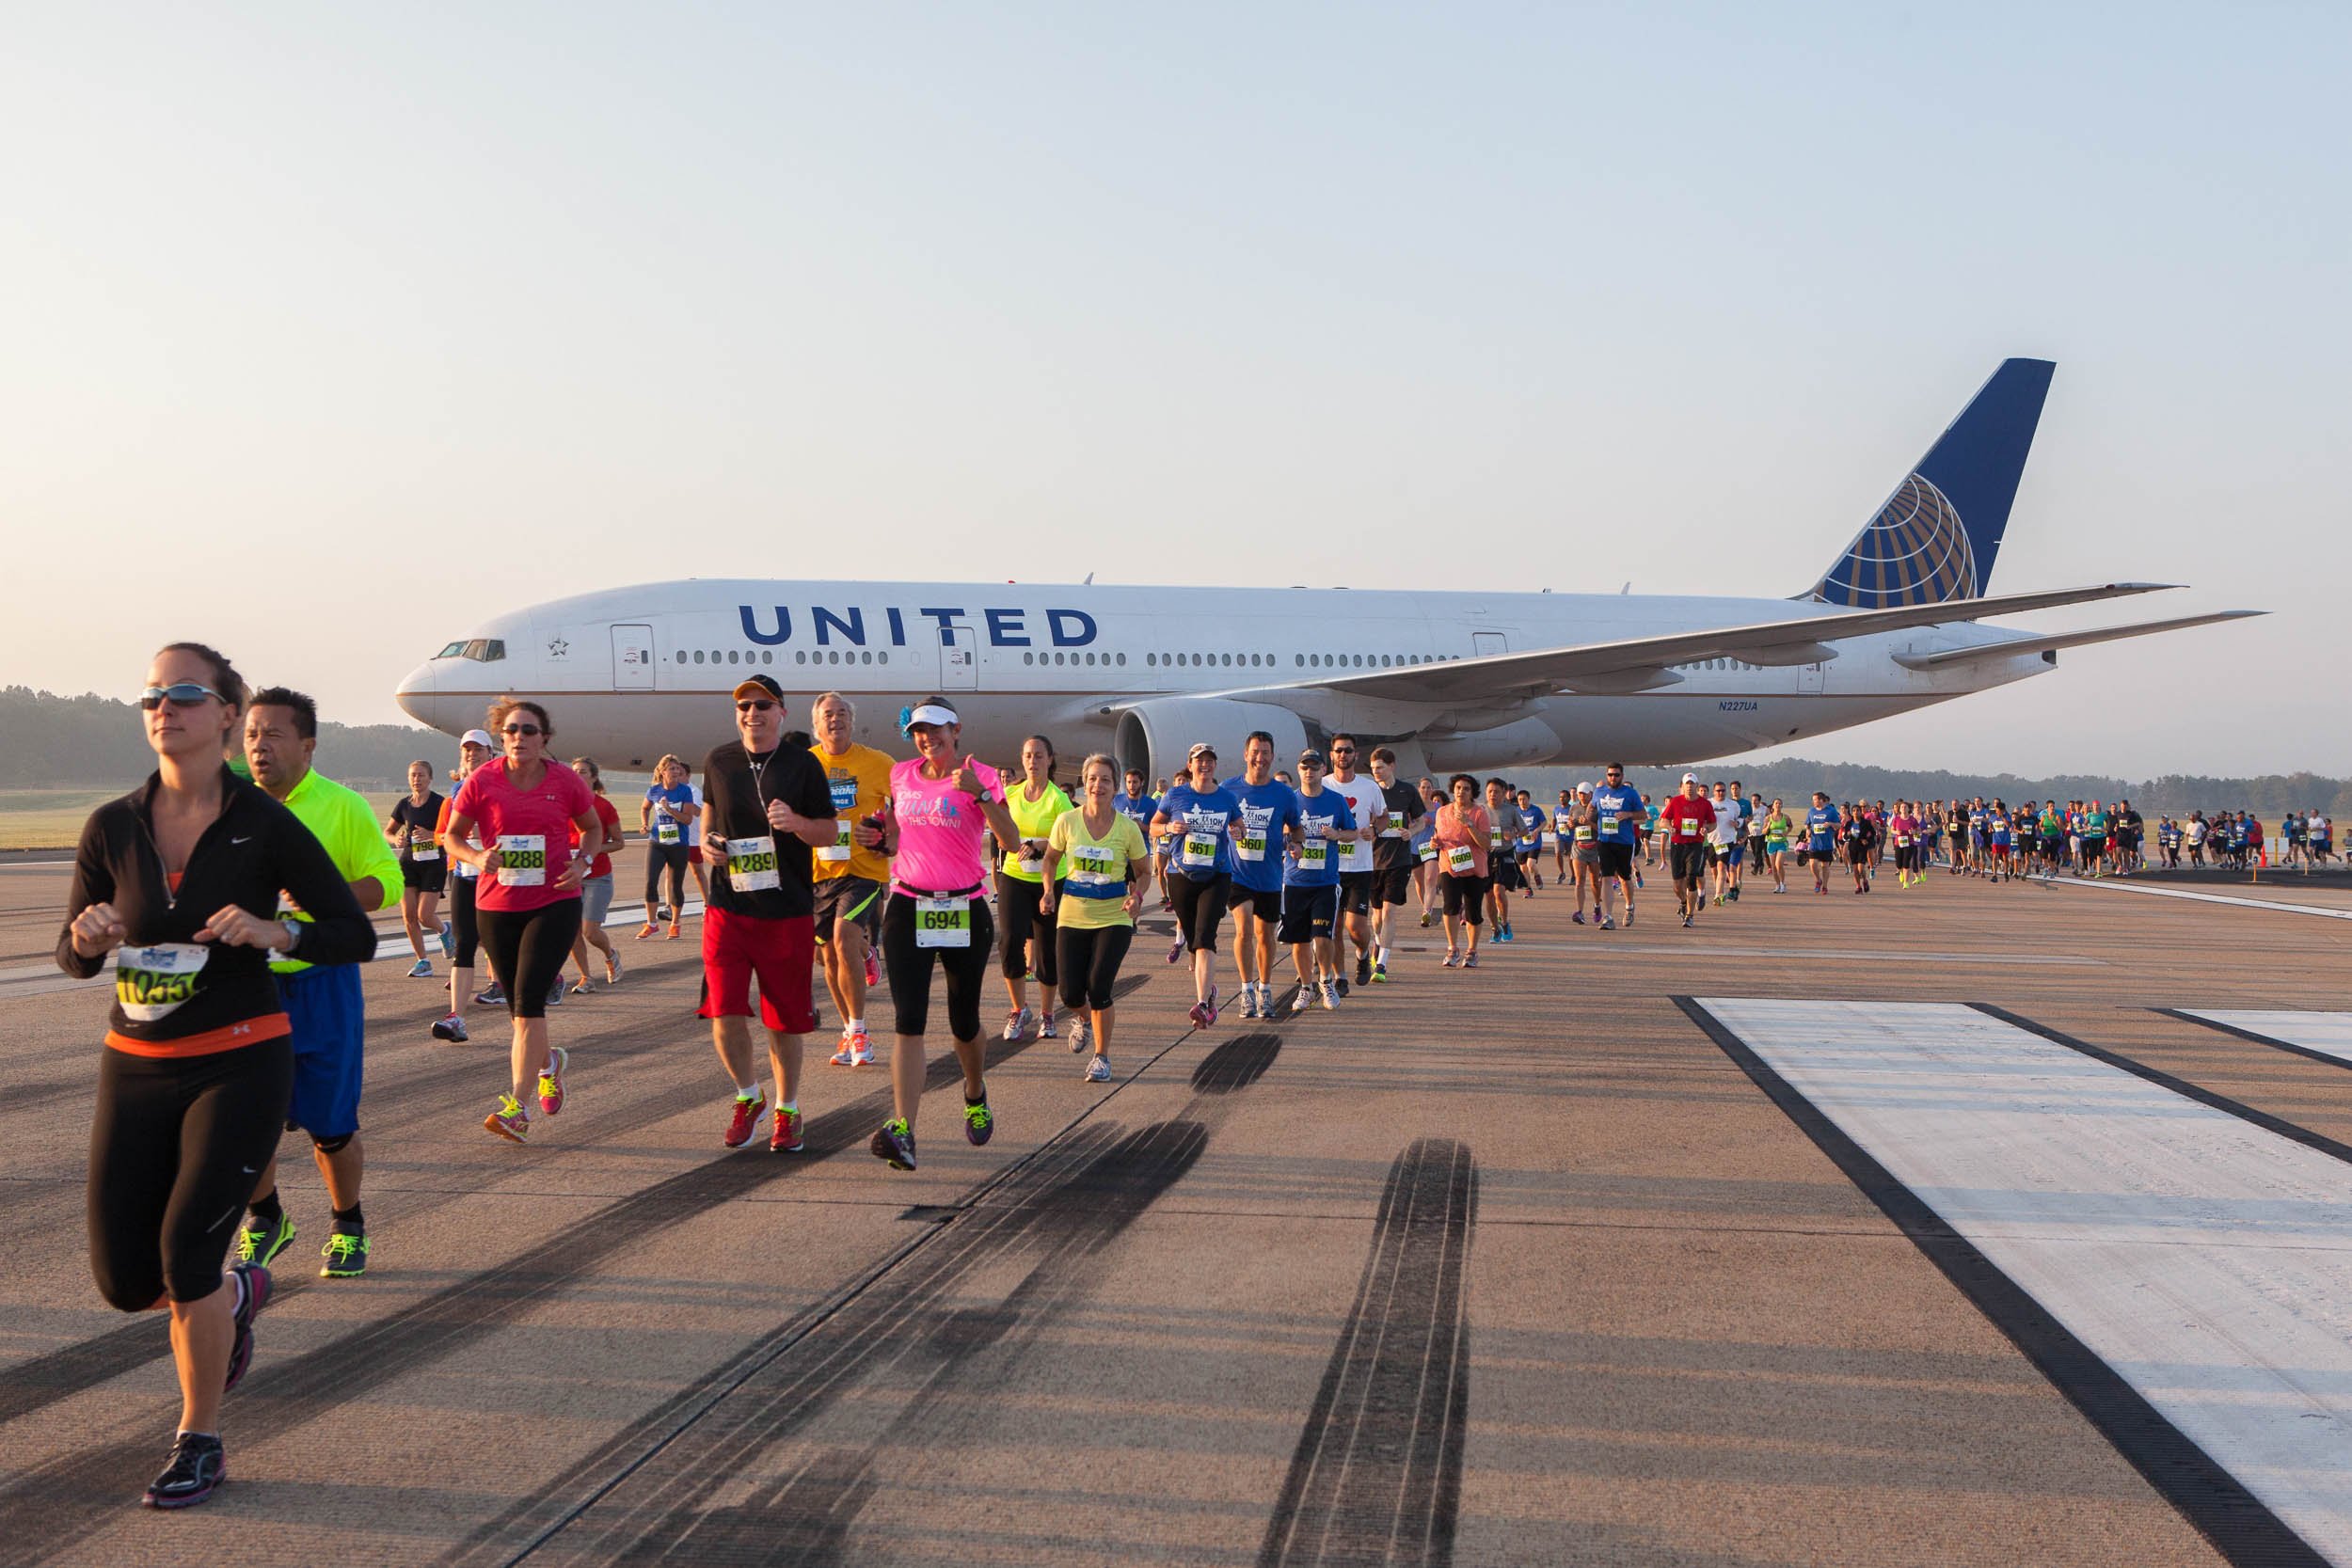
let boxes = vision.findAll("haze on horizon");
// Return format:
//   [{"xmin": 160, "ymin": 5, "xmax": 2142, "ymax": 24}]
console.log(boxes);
[{"xmin": 5, "ymin": 4, "xmax": 2344, "ymax": 780}]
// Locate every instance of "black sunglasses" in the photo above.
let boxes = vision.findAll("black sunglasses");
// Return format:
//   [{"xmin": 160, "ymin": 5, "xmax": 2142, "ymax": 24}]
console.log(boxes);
[
  {"xmin": 140, "ymin": 683, "xmax": 222, "ymax": 711},
  {"xmin": 736, "ymin": 699, "xmax": 777, "ymax": 713},
  {"xmin": 502, "ymin": 723, "xmax": 542, "ymax": 736}
]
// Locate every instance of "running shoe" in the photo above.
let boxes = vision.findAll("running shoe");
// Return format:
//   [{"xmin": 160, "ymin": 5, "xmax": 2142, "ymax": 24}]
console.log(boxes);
[
  {"xmin": 1598, "ymin": 917, "xmax": 1615, "ymax": 930},
  {"xmin": 1372, "ymin": 959, "xmax": 1388, "ymax": 984},
  {"xmin": 1463, "ymin": 951, "xmax": 1479, "ymax": 969},
  {"xmin": 1571, "ymin": 911, "xmax": 1584, "ymax": 925},
  {"xmin": 319, "ymin": 1231, "xmax": 369, "ymax": 1279},
  {"xmin": 1292, "ymin": 981, "xmax": 1316, "ymax": 1015},
  {"xmin": 1166, "ymin": 937, "xmax": 1186, "ymax": 964},
  {"xmin": 431, "ymin": 1012, "xmax": 469, "ymax": 1043},
  {"xmin": 1085, "ymin": 1054, "xmax": 1111, "ymax": 1084},
  {"xmin": 1334, "ymin": 976, "xmax": 1349, "ymax": 999},
  {"xmin": 439, "ymin": 920, "xmax": 454, "ymax": 957},
  {"xmin": 1319, "ymin": 978, "xmax": 1339, "ymax": 1011},
  {"xmin": 1202, "ymin": 986, "xmax": 1218, "ymax": 1026},
  {"xmin": 771, "ymin": 1104, "xmax": 803, "ymax": 1153},
  {"xmin": 1624, "ymin": 909, "xmax": 1634, "ymax": 927},
  {"xmin": 569, "ymin": 977, "xmax": 594, "ymax": 996},
  {"xmin": 537, "ymin": 1046, "xmax": 569, "ymax": 1117},
  {"xmin": 829, "ymin": 1034, "xmax": 855, "ymax": 1067},
  {"xmin": 1187, "ymin": 999, "xmax": 1211, "ymax": 1030},
  {"xmin": 546, "ymin": 979, "xmax": 567, "ymax": 1008},
  {"xmin": 1069, "ymin": 1016, "xmax": 1089, "ymax": 1053},
  {"xmin": 143, "ymin": 1432, "xmax": 227, "ymax": 1510},
  {"xmin": 485, "ymin": 1095, "xmax": 531, "ymax": 1142},
  {"xmin": 223, "ymin": 1262, "xmax": 270, "ymax": 1393},
  {"xmin": 871, "ymin": 1118, "xmax": 917, "ymax": 1170},
  {"xmin": 723, "ymin": 1091, "xmax": 768, "ymax": 1148},
  {"xmin": 1681, "ymin": 913, "xmax": 1694, "ymax": 927},
  {"xmin": 1440, "ymin": 950, "xmax": 1459, "ymax": 968},
  {"xmin": 235, "ymin": 1211, "xmax": 295, "ymax": 1269},
  {"xmin": 1355, "ymin": 956, "xmax": 1372, "ymax": 988},
  {"xmin": 605, "ymin": 955, "xmax": 623, "ymax": 986},
  {"xmin": 962, "ymin": 1092, "xmax": 994, "ymax": 1146},
  {"xmin": 1241, "ymin": 984, "xmax": 1263, "ymax": 1020},
  {"xmin": 849, "ymin": 1033, "xmax": 874, "ymax": 1068},
  {"xmin": 1039, "ymin": 1007, "xmax": 1057, "ymax": 1039},
  {"xmin": 1729, "ymin": 885, "xmax": 1740, "ymax": 902},
  {"xmin": 474, "ymin": 981, "xmax": 506, "ymax": 1006},
  {"xmin": 864, "ymin": 949, "xmax": 881, "ymax": 988},
  {"xmin": 1418, "ymin": 911, "xmax": 1432, "ymax": 928},
  {"xmin": 407, "ymin": 958, "xmax": 434, "ymax": 979},
  {"xmin": 666, "ymin": 921, "xmax": 683, "ymax": 939},
  {"xmin": 635, "ymin": 922, "xmax": 659, "ymax": 941},
  {"xmin": 1003, "ymin": 1006, "xmax": 1033, "ymax": 1042},
  {"xmin": 656, "ymin": 904, "xmax": 672, "ymax": 923}
]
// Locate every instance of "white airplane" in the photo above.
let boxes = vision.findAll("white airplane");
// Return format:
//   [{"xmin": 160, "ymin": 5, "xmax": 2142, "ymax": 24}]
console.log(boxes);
[{"xmin": 396, "ymin": 358, "xmax": 2259, "ymax": 779}]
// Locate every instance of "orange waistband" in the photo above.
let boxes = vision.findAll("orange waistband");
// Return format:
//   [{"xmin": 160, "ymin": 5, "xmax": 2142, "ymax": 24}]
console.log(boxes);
[{"xmin": 105, "ymin": 1013, "xmax": 291, "ymax": 1059}]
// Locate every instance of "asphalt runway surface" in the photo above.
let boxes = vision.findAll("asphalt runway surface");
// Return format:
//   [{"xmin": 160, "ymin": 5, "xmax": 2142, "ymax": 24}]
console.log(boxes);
[{"xmin": 5, "ymin": 847, "xmax": 2352, "ymax": 1566}]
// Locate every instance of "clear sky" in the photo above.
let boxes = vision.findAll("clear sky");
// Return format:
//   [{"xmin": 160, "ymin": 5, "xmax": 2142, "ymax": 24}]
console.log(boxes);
[{"xmin": 6, "ymin": 4, "xmax": 2344, "ymax": 777}]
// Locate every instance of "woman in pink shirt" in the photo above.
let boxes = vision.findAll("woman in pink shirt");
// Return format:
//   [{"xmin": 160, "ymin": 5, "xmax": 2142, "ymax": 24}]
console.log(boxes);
[
  {"xmin": 442, "ymin": 699, "xmax": 603, "ymax": 1145},
  {"xmin": 870, "ymin": 697, "xmax": 1021, "ymax": 1173},
  {"xmin": 1429, "ymin": 773, "xmax": 1492, "ymax": 969}
]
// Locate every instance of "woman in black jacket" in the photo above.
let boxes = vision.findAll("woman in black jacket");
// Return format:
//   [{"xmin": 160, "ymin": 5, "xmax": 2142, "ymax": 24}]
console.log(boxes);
[{"xmin": 57, "ymin": 641, "xmax": 376, "ymax": 1509}]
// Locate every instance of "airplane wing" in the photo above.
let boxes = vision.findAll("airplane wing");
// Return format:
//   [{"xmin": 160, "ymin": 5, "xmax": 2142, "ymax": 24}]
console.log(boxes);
[
  {"xmin": 1254, "ymin": 582, "xmax": 2181, "ymax": 702},
  {"xmin": 1891, "ymin": 610, "xmax": 2265, "ymax": 669}
]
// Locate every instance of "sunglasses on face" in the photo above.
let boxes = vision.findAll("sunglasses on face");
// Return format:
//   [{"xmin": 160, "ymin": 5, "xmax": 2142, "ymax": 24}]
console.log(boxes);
[
  {"xmin": 502, "ymin": 723, "xmax": 542, "ymax": 736},
  {"xmin": 736, "ymin": 700, "xmax": 777, "ymax": 713},
  {"xmin": 140, "ymin": 684, "xmax": 222, "ymax": 711},
  {"xmin": 1331, "ymin": 747, "xmax": 1356, "ymax": 755}
]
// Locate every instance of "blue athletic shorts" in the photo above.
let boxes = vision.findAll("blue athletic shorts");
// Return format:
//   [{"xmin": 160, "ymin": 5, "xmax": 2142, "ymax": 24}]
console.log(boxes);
[{"xmin": 276, "ymin": 964, "xmax": 366, "ymax": 1139}]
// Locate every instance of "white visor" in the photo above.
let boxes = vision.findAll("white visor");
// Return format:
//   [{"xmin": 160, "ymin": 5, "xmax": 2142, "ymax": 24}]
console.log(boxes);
[{"xmin": 902, "ymin": 703, "xmax": 960, "ymax": 734}]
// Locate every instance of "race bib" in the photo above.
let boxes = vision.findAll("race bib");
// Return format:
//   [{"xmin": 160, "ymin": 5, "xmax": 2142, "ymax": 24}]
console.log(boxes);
[
  {"xmin": 1182, "ymin": 832, "xmax": 1217, "ymax": 869},
  {"xmin": 1599, "ymin": 813, "xmax": 1617, "ymax": 832},
  {"xmin": 1574, "ymin": 825, "xmax": 1596, "ymax": 842},
  {"xmin": 656, "ymin": 820, "xmax": 681, "ymax": 846},
  {"xmin": 1677, "ymin": 819, "xmax": 1699, "ymax": 838},
  {"xmin": 114, "ymin": 942, "xmax": 209, "ymax": 1022},
  {"xmin": 1298, "ymin": 841, "xmax": 1328, "ymax": 872},
  {"xmin": 1487, "ymin": 831, "xmax": 1503, "ymax": 849},
  {"xmin": 1015, "ymin": 844, "xmax": 1046, "ymax": 878},
  {"xmin": 1071, "ymin": 844, "xmax": 1118, "ymax": 879},
  {"xmin": 1445, "ymin": 844, "xmax": 1475, "ymax": 875},
  {"xmin": 1235, "ymin": 828, "xmax": 1267, "ymax": 863},
  {"xmin": 726, "ymin": 835, "xmax": 781, "ymax": 892},
  {"xmin": 1418, "ymin": 841, "xmax": 1438, "ymax": 863},
  {"xmin": 496, "ymin": 834, "xmax": 548, "ymax": 887},
  {"xmin": 818, "ymin": 820, "xmax": 853, "ymax": 863},
  {"xmin": 914, "ymin": 895, "xmax": 971, "ymax": 948},
  {"xmin": 408, "ymin": 828, "xmax": 440, "ymax": 863},
  {"xmin": 1895, "ymin": 833, "xmax": 1911, "ymax": 846}
]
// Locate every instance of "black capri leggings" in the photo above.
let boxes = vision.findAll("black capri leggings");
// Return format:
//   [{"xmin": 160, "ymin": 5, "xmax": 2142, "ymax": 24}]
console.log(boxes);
[
  {"xmin": 477, "ymin": 900, "xmax": 585, "ymax": 1019},
  {"xmin": 1057, "ymin": 924, "xmax": 1135, "ymax": 1014},
  {"xmin": 89, "ymin": 1037, "xmax": 295, "ymax": 1309},
  {"xmin": 994, "ymin": 871, "xmax": 1058, "ymax": 985},
  {"xmin": 644, "ymin": 841, "xmax": 692, "ymax": 908},
  {"xmin": 1168, "ymin": 872, "xmax": 1230, "ymax": 952},
  {"xmin": 449, "ymin": 873, "xmax": 481, "ymax": 968},
  {"xmin": 1440, "ymin": 874, "xmax": 1488, "ymax": 925},
  {"xmin": 881, "ymin": 891, "xmax": 996, "ymax": 1040}
]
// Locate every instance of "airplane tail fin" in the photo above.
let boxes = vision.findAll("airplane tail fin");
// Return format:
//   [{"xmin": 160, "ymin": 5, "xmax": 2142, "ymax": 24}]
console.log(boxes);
[{"xmin": 1806, "ymin": 357, "xmax": 2055, "ymax": 607}]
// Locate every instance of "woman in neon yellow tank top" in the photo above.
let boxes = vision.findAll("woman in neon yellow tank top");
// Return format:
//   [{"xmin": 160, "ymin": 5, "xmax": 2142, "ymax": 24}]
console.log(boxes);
[{"xmin": 997, "ymin": 736, "xmax": 1073, "ymax": 1042}]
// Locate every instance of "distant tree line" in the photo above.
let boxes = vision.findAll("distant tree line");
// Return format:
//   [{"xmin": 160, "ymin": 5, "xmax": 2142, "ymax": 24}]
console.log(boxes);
[{"xmin": 1, "ymin": 687, "xmax": 446, "ymax": 791}]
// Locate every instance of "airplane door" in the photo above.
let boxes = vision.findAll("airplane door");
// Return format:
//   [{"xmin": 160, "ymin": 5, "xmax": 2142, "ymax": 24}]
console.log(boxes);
[
  {"xmin": 612, "ymin": 624, "xmax": 656, "ymax": 689},
  {"xmin": 1799, "ymin": 660, "xmax": 1824, "ymax": 694},
  {"xmin": 1473, "ymin": 632, "xmax": 1507, "ymax": 658},
  {"xmin": 940, "ymin": 624, "xmax": 977, "ymax": 689}
]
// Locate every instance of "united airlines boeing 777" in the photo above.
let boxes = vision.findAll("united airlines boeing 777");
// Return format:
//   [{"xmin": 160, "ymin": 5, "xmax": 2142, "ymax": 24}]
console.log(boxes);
[{"xmin": 395, "ymin": 359, "xmax": 2259, "ymax": 779}]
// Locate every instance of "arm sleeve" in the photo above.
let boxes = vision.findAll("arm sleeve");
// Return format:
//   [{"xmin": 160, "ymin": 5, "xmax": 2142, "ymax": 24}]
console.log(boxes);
[
  {"xmin": 273, "ymin": 810, "xmax": 379, "ymax": 967},
  {"xmin": 56, "ymin": 809, "xmax": 115, "ymax": 978}
]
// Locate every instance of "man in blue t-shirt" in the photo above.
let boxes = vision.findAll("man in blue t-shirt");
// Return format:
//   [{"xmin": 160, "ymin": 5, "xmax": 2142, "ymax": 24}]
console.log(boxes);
[
  {"xmin": 1590, "ymin": 764, "xmax": 1644, "ymax": 927},
  {"xmin": 1281, "ymin": 749, "xmax": 1364, "ymax": 1014},
  {"xmin": 1225, "ymin": 732, "xmax": 1304, "ymax": 1021},
  {"xmin": 1804, "ymin": 791, "xmax": 1839, "ymax": 895},
  {"xmin": 1115, "ymin": 768, "xmax": 1161, "ymax": 908}
]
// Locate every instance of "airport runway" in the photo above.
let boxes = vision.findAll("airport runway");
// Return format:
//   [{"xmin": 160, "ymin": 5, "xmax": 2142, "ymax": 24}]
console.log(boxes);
[{"xmin": 4, "ymin": 849, "xmax": 2351, "ymax": 1565}]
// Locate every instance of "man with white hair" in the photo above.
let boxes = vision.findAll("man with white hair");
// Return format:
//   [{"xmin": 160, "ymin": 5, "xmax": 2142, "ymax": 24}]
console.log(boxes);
[{"xmin": 808, "ymin": 691, "xmax": 895, "ymax": 1069}]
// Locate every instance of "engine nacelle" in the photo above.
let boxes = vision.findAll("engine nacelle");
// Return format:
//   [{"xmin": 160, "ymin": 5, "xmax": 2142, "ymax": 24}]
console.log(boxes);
[
  {"xmin": 1422, "ymin": 717, "xmax": 1564, "ymax": 773},
  {"xmin": 1115, "ymin": 698, "xmax": 1310, "ymax": 784}
]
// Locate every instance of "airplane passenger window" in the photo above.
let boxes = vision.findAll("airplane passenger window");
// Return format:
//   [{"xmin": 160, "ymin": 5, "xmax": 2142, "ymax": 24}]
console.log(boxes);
[
  {"xmin": 675, "ymin": 651, "xmax": 688, "ymax": 663},
  {"xmin": 693, "ymin": 651, "xmax": 705, "ymax": 663},
  {"xmin": 1146, "ymin": 653, "xmax": 1155, "ymax": 666},
  {"xmin": 860, "ymin": 651, "xmax": 872, "ymax": 664},
  {"xmin": 1295, "ymin": 655, "xmax": 1305, "ymax": 667},
  {"xmin": 761, "ymin": 651, "xmax": 772, "ymax": 663},
  {"xmin": 1116, "ymin": 653, "xmax": 1125, "ymax": 665}
]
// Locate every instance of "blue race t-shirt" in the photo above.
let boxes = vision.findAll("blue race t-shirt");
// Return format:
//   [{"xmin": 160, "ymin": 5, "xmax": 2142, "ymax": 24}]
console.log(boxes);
[
  {"xmin": 1284, "ymin": 788, "xmax": 1357, "ymax": 889},
  {"xmin": 1113, "ymin": 792, "xmax": 1158, "ymax": 841},
  {"xmin": 644, "ymin": 783, "xmax": 696, "ymax": 848},
  {"xmin": 1226, "ymin": 779, "xmax": 1303, "ymax": 894},
  {"xmin": 1805, "ymin": 805, "xmax": 1838, "ymax": 849},
  {"xmin": 1158, "ymin": 782, "xmax": 1241, "ymax": 880},
  {"xmin": 1591, "ymin": 784, "xmax": 1643, "ymax": 847}
]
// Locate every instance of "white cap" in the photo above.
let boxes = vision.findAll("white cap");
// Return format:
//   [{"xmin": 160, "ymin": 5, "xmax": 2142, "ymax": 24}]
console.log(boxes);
[
  {"xmin": 1681, "ymin": 771, "xmax": 1699, "ymax": 784},
  {"xmin": 461, "ymin": 728, "xmax": 495, "ymax": 748},
  {"xmin": 1578, "ymin": 782, "xmax": 1594, "ymax": 795}
]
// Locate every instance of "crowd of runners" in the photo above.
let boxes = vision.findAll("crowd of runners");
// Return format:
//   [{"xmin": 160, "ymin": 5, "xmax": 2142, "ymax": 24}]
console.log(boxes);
[{"xmin": 53, "ymin": 642, "xmax": 2339, "ymax": 1509}]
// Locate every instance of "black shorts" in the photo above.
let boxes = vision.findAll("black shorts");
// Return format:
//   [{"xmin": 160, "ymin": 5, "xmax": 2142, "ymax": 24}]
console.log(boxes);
[
  {"xmin": 401, "ymin": 857, "xmax": 448, "ymax": 894},
  {"xmin": 1490, "ymin": 855, "xmax": 1521, "ymax": 892},
  {"xmin": 1439, "ymin": 874, "xmax": 1486, "ymax": 924},
  {"xmin": 1232, "ymin": 883, "xmax": 1282, "ymax": 924},
  {"xmin": 1279, "ymin": 883, "xmax": 1340, "ymax": 945},
  {"xmin": 1596, "ymin": 842, "xmax": 1633, "ymax": 879},
  {"xmin": 1669, "ymin": 842, "xmax": 1708, "ymax": 881},
  {"xmin": 812, "ymin": 875, "xmax": 884, "ymax": 942},
  {"xmin": 1846, "ymin": 842, "xmax": 1870, "ymax": 865},
  {"xmin": 1169, "ymin": 871, "xmax": 1230, "ymax": 952},
  {"xmin": 1371, "ymin": 865, "xmax": 1414, "ymax": 908},
  {"xmin": 1337, "ymin": 871, "xmax": 1374, "ymax": 918}
]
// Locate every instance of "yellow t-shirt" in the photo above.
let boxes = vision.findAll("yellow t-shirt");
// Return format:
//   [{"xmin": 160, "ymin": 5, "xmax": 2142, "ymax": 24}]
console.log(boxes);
[
  {"xmin": 809, "ymin": 742, "xmax": 896, "ymax": 882},
  {"xmin": 1047, "ymin": 809, "xmax": 1150, "ymax": 930},
  {"xmin": 1000, "ymin": 779, "xmax": 1074, "ymax": 884}
]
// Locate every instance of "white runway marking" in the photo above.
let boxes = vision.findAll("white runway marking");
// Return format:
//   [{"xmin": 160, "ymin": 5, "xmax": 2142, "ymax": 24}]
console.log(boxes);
[
  {"xmin": 2180, "ymin": 1010, "xmax": 2352, "ymax": 1069},
  {"xmin": 2052, "ymin": 875, "xmax": 2352, "ymax": 922},
  {"xmin": 1697, "ymin": 996, "xmax": 2352, "ymax": 1562}
]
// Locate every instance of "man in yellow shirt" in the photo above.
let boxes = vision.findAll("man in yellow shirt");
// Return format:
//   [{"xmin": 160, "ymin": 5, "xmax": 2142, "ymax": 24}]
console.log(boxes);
[{"xmin": 809, "ymin": 692, "xmax": 895, "ymax": 1068}]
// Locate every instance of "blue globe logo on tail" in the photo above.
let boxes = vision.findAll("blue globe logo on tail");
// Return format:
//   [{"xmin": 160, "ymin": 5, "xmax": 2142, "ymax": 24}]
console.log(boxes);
[{"xmin": 1811, "ymin": 472, "xmax": 1976, "ymax": 608}]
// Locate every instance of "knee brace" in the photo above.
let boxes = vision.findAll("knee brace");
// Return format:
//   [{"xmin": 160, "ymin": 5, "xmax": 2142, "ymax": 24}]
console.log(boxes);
[{"xmin": 311, "ymin": 1131, "xmax": 355, "ymax": 1155}]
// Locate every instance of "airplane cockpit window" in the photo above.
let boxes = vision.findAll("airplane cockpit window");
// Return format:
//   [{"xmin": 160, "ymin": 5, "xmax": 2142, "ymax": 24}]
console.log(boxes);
[
  {"xmin": 437, "ymin": 641, "xmax": 467, "ymax": 658},
  {"xmin": 442, "ymin": 639, "xmax": 507, "ymax": 662}
]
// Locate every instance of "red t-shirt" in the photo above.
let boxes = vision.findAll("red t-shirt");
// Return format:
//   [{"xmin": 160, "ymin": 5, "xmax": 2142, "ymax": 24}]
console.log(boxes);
[
  {"xmin": 452, "ymin": 759, "xmax": 596, "ymax": 912},
  {"xmin": 572, "ymin": 793, "xmax": 622, "ymax": 879},
  {"xmin": 1659, "ymin": 794, "xmax": 1716, "ymax": 842}
]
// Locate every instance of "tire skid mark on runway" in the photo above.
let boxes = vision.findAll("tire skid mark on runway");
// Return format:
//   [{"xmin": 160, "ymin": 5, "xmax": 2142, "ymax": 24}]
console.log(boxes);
[
  {"xmin": 1679, "ymin": 996, "xmax": 2335, "ymax": 1568},
  {"xmin": 0, "ymin": 1029, "xmax": 1051, "ymax": 1565},
  {"xmin": 1257, "ymin": 1137, "xmax": 1475, "ymax": 1568}
]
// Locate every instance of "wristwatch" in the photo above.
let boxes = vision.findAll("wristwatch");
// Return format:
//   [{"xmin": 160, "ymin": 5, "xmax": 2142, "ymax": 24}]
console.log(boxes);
[{"xmin": 278, "ymin": 918, "xmax": 304, "ymax": 957}]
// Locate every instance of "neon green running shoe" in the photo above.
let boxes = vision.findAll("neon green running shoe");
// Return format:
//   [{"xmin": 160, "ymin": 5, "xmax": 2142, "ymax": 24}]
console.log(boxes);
[{"xmin": 235, "ymin": 1212, "xmax": 295, "ymax": 1268}]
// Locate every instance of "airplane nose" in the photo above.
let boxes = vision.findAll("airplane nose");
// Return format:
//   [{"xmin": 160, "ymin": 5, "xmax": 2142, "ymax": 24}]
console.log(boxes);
[{"xmin": 395, "ymin": 661, "xmax": 437, "ymax": 726}]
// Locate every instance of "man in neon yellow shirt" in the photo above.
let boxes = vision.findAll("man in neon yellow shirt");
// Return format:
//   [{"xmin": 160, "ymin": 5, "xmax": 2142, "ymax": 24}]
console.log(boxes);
[{"xmin": 235, "ymin": 688, "xmax": 401, "ymax": 1280}]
